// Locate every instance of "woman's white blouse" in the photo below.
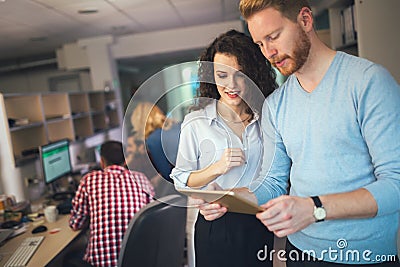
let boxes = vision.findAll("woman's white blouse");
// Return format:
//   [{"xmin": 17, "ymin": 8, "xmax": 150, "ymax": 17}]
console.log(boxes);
[{"xmin": 170, "ymin": 101, "xmax": 263, "ymax": 189}]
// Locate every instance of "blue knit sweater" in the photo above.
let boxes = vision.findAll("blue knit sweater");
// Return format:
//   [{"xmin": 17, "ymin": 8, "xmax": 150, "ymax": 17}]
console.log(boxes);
[{"xmin": 250, "ymin": 52, "xmax": 400, "ymax": 264}]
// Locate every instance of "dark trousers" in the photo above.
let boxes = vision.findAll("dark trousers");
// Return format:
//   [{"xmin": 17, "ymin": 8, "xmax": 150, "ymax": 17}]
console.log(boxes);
[
  {"xmin": 286, "ymin": 241, "xmax": 399, "ymax": 267},
  {"xmin": 195, "ymin": 212, "xmax": 274, "ymax": 267}
]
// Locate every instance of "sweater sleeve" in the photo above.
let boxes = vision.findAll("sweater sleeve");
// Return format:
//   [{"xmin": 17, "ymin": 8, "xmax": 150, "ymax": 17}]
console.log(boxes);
[
  {"xmin": 357, "ymin": 65, "xmax": 400, "ymax": 216},
  {"xmin": 249, "ymin": 98, "xmax": 290, "ymax": 205}
]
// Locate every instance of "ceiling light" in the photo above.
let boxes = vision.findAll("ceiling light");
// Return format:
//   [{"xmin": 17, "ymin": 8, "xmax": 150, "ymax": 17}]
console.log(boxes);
[
  {"xmin": 111, "ymin": 26, "xmax": 127, "ymax": 31},
  {"xmin": 78, "ymin": 8, "xmax": 98, "ymax": 14},
  {"xmin": 29, "ymin": 36, "xmax": 48, "ymax": 42}
]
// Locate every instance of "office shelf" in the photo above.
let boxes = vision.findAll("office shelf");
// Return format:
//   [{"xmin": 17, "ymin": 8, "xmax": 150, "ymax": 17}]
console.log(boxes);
[
  {"xmin": 11, "ymin": 125, "xmax": 47, "ymax": 156},
  {"xmin": 89, "ymin": 91, "xmax": 105, "ymax": 112},
  {"xmin": 4, "ymin": 94, "xmax": 44, "ymax": 126},
  {"xmin": 73, "ymin": 115, "xmax": 93, "ymax": 140},
  {"xmin": 92, "ymin": 113, "xmax": 107, "ymax": 133},
  {"xmin": 42, "ymin": 93, "xmax": 71, "ymax": 121},
  {"xmin": 9, "ymin": 122, "xmax": 44, "ymax": 132},
  {"xmin": 0, "ymin": 90, "xmax": 121, "ymax": 166},
  {"xmin": 69, "ymin": 92, "xmax": 90, "ymax": 114},
  {"xmin": 47, "ymin": 119, "xmax": 74, "ymax": 142}
]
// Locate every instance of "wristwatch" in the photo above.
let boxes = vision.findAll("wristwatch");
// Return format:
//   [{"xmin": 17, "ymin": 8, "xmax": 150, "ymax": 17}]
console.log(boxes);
[{"xmin": 311, "ymin": 196, "xmax": 326, "ymax": 222}]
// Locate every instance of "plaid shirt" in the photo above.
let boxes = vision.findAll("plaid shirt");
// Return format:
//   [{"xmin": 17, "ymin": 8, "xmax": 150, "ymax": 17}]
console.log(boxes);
[{"xmin": 69, "ymin": 165, "xmax": 154, "ymax": 267}]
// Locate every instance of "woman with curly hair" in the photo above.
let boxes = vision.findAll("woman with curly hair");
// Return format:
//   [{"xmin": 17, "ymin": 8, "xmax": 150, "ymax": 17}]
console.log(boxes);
[{"xmin": 171, "ymin": 29, "xmax": 277, "ymax": 267}]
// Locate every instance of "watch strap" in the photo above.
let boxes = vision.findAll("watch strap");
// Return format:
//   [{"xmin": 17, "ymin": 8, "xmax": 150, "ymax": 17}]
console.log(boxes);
[{"xmin": 311, "ymin": 196, "xmax": 322, "ymax": 208}]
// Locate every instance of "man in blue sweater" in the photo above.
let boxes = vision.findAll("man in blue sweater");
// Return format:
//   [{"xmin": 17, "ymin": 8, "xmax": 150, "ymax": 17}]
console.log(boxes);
[{"xmin": 197, "ymin": 0, "xmax": 400, "ymax": 266}]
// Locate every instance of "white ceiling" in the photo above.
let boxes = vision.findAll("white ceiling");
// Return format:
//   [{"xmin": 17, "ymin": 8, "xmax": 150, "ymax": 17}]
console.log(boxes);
[{"xmin": 0, "ymin": 0, "xmax": 241, "ymax": 63}]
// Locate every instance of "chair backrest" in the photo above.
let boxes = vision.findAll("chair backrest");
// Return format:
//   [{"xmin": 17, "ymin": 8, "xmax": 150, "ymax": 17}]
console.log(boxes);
[{"xmin": 118, "ymin": 194, "xmax": 187, "ymax": 267}]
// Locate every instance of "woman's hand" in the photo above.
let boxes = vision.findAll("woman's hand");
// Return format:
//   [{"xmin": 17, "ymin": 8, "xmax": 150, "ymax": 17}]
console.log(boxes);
[
  {"xmin": 215, "ymin": 148, "xmax": 245, "ymax": 175},
  {"xmin": 191, "ymin": 183, "xmax": 228, "ymax": 221},
  {"xmin": 186, "ymin": 148, "xmax": 245, "ymax": 188},
  {"xmin": 199, "ymin": 203, "xmax": 227, "ymax": 221}
]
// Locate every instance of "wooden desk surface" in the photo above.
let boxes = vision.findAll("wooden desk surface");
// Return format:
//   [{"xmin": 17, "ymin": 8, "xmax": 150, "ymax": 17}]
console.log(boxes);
[{"xmin": 0, "ymin": 214, "xmax": 81, "ymax": 267}]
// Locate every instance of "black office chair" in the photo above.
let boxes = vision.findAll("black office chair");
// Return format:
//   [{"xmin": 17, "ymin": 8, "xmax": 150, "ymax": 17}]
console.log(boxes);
[{"xmin": 118, "ymin": 194, "xmax": 187, "ymax": 267}]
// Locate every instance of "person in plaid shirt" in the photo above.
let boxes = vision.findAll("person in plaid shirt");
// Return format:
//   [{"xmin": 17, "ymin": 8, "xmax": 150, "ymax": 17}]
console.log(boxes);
[{"xmin": 69, "ymin": 140, "xmax": 155, "ymax": 267}]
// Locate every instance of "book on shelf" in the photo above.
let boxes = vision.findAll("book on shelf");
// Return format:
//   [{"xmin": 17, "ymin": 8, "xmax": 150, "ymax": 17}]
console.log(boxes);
[
  {"xmin": 8, "ymin": 118, "xmax": 30, "ymax": 128},
  {"xmin": 340, "ymin": 4, "xmax": 357, "ymax": 46}
]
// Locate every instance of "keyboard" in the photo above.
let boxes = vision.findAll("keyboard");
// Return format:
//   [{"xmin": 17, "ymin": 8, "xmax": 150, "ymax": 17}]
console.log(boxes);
[{"xmin": 4, "ymin": 236, "xmax": 44, "ymax": 267}]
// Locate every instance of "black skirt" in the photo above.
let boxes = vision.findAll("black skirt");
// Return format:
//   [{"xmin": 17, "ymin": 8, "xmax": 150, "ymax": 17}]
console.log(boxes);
[{"xmin": 195, "ymin": 212, "xmax": 274, "ymax": 267}]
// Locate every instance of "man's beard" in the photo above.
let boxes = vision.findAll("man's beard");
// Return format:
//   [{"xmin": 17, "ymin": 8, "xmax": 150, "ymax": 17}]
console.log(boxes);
[{"xmin": 272, "ymin": 26, "xmax": 311, "ymax": 76}]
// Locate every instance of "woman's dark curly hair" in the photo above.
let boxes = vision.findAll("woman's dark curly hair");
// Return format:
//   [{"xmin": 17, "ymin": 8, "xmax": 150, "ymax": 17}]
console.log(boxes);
[{"xmin": 194, "ymin": 29, "xmax": 277, "ymax": 118}]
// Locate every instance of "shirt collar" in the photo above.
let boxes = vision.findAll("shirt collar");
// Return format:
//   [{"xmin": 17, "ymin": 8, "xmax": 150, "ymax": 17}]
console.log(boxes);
[
  {"xmin": 104, "ymin": 165, "xmax": 126, "ymax": 173},
  {"xmin": 204, "ymin": 100, "xmax": 218, "ymax": 126},
  {"xmin": 204, "ymin": 100, "xmax": 260, "ymax": 126}
]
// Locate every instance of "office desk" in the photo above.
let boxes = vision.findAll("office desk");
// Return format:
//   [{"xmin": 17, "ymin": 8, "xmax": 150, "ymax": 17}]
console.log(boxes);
[{"xmin": 0, "ymin": 214, "xmax": 82, "ymax": 266}]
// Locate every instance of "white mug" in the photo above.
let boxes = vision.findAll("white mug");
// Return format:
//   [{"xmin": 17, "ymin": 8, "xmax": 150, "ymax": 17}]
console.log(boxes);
[{"xmin": 44, "ymin": 205, "xmax": 58, "ymax": 223}]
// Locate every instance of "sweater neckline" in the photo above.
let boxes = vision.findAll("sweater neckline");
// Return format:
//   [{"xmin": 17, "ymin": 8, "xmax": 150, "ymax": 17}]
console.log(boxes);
[{"xmin": 293, "ymin": 51, "xmax": 343, "ymax": 96}]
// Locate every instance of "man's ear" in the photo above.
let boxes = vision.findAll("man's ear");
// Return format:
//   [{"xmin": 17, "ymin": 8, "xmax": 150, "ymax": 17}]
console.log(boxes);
[
  {"xmin": 100, "ymin": 157, "xmax": 106, "ymax": 169},
  {"xmin": 298, "ymin": 7, "xmax": 313, "ymax": 31}
]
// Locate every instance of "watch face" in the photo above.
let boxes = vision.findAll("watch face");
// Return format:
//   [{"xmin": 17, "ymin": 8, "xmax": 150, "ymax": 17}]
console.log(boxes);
[{"xmin": 314, "ymin": 207, "xmax": 326, "ymax": 220}]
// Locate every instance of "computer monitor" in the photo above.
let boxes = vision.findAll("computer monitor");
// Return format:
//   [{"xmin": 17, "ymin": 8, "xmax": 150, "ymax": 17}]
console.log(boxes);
[{"xmin": 40, "ymin": 139, "xmax": 72, "ymax": 185}]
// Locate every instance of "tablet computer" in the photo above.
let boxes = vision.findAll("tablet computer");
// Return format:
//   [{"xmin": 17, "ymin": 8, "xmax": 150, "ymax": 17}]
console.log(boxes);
[{"xmin": 178, "ymin": 188, "xmax": 262, "ymax": 215}]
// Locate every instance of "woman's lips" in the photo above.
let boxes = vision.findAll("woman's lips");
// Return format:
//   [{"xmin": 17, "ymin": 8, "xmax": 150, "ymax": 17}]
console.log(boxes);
[{"xmin": 226, "ymin": 92, "xmax": 239, "ymax": 98}]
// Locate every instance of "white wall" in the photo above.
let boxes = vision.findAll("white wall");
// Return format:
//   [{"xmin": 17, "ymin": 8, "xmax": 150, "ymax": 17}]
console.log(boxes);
[
  {"xmin": 113, "ymin": 20, "xmax": 243, "ymax": 59},
  {"xmin": 58, "ymin": 20, "xmax": 243, "ymax": 70},
  {"xmin": 355, "ymin": 0, "xmax": 400, "ymax": 82},
  {"xmin": 0, "ymin": 68, "xmax": 90, "ymax": 94}
]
